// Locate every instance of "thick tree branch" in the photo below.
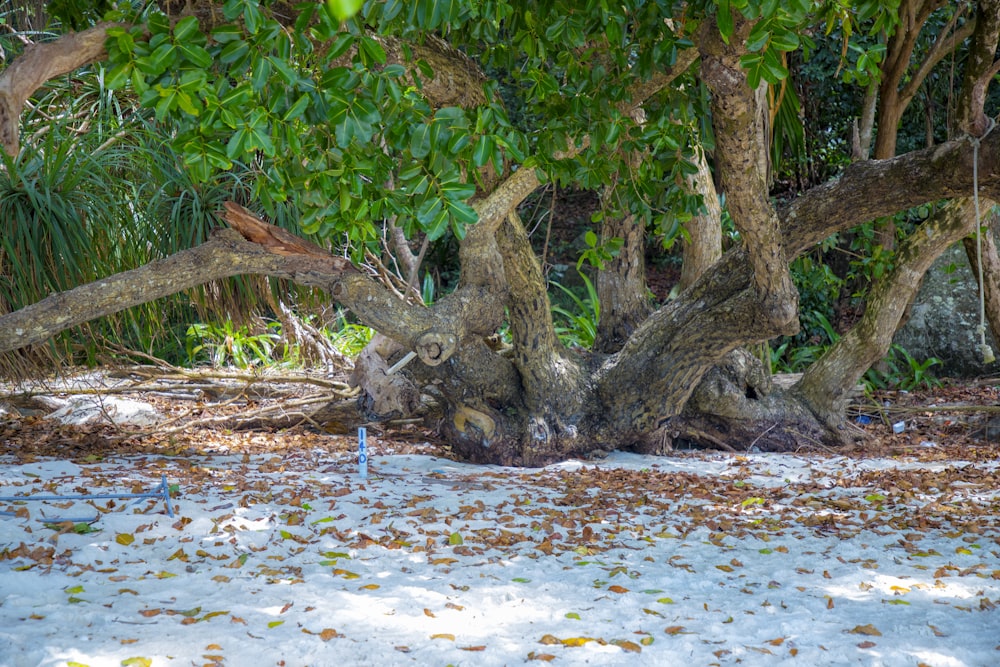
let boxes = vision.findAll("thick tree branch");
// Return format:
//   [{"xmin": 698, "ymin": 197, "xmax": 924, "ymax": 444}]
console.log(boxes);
[
  {"xmin": 899, "ymin": 4, "xmax": 976, "ymax": 109},
  {"xmin": 0, "ymin": 229, "xmax": 339, "ymax": 354},
  {"xmin": 794, "ymin": 198, "xmax": 984, "ymax": 424},
  {"xmin": 955, "ymin": 0, "xmax": 1000, "ymax": 136},
  {"xmin": 782, "ymin": 127, "xmax": 1000, "ymax": 252},
  {"xmin": 699, "ymin": 16, "xmax": 797, "ymax": 332},
  {"xmin": 0, "ymin": 22, "xmax": 116, "ymax": 156}
]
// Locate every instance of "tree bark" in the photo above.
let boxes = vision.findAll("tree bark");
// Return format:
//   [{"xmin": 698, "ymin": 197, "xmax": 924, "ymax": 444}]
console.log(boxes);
[
  {"xmin": 678, "ymin": 145, "xmax": 723, "ymax": 292},
  {"xmin": 795, "ymin": 198, "xmax": 983, "ymax": 425},
  {"xmin": 594, "ymin": 210, "xmax": 651, "ymax": 353},
  {"xmin": 0, "ymin": 23, "xmax": 117, "ymax": 156},
  {"xmin": 699, "ymin": 16, "xmax": 798, "ymax": 334},
  {"xmin": 962, "ymin": 211, "xmax": 1000, "ymax": 349}
]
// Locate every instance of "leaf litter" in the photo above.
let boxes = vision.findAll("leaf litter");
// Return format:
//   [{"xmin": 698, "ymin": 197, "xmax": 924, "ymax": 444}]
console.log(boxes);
[{"xmin": 0, "ymin": 376, "xmax": 998, "ymax": 665}]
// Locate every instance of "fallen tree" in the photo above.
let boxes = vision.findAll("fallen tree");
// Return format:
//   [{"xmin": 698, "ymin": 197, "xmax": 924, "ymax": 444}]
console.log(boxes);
[{"xmin": 1, "ymin": 1, "xmax": 998, "ymax": 464}]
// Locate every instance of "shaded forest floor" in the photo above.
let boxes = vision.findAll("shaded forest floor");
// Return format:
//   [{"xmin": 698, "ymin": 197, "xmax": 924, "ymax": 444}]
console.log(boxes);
[{"xmin": 1, "ymin": 367, "xmax": 1000, "ymax": 465}]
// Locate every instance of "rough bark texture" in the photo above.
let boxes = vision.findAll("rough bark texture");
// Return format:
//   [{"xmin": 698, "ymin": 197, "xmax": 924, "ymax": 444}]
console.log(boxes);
[
  {"xmin": 678, "ymin": 146, "xmax": 723, "ymax": 292},
  {"xmin": 699, "ymin": 16, "xmax": 798, "ymax": 335},
  {"xmin": 795, "ymin": 199, "xmax": 982, "ymax": 425},
  {"xmin": 0, "ymin": 23, "xmax": 116, "ymax": 156},
  {"xmin": 594, "ymin": 211, "xmax": 651, "ymax": 353},
  {"xmin": 961, "ymin": 213, "xmax": 1000, "ymax": 350},
  {"xmin": 2, "ymin": 10, "xmax": 1000, "ymax": 464}
]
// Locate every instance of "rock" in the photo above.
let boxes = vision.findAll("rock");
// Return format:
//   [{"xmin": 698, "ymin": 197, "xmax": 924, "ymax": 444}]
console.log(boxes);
[
  {"xmin": 47, "ymin": 395, "xmax": 162, "ymax": 426},
  {"xmin": 893, "ymin": 243, "xmax": 998, "ymax": 378}
]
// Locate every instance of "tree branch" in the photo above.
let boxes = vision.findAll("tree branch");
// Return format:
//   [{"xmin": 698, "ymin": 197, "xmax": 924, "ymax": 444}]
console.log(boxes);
[
  {"xmin": 783, "ymin": 126, "xmax": 1000, "ymax": 252},
  {"xmin": 0, "ymin": 22, "xmax": 116, "ymax": 156}
]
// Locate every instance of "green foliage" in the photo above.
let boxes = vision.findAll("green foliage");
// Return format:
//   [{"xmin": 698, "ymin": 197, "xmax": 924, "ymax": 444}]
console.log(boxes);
[
  {"xmin": 185, "ymin": 314, "xmax": 375, "ymax": 368},
  {"xmin": 550, "ymin": 271, "xmax": 599, "ymax": 349},
  {"xmin": 46, "ymin": 0, "xmax": 113, "ymax": 30},
  {"xmin": 770, "ymin": 251, "xmax": 843, "ymax": 372},
  {"xmin": 185, "ymin": 320, "xmax": 282, "ymax": 368},
  {"xmin": 576, "ymin": 230, "xmax": 623, "ymax": 271},
  {"xmin": 328, "ymin": 321, "xmax": 374, "ymax": 357},
  {"xmin": 864, "ymin": 344, "xmax": 943, "ymax": 392}
]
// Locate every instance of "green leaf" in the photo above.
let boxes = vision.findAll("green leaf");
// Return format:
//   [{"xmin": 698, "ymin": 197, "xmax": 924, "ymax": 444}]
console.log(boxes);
[
  {"xmin": 219, "ymin": 39, "xmax": 250, "ymax": 65},
  {"xmin": 135, "ymin": 42, "xmax": 176, "ymax": 77},
  {"xmin": 416, "ymin": 196, "xmax": 444, "ymax": 230},
  {"xmin": 172, "ymin": 15, "xmax": 200, "ymax": 43},
  {"xmin": 717, "ymin": 0, "xmax": 733, "ymax": 44},
  {"xmin": 178, "ymin": 42, "xmax": 212, "ymax": 69},
  {"xmin": 448, "ymin": 531, "xmax": 464, "ymax": 546},
  {"xmin": 326, "ymin": 0, "xmax": 363, "ymax": 21},
  {"xmin": 410, "ymin": 123, "xmax": 432, "ymax": 159},
  {"xmin": 359, "ymin": 36, "xmax": 387, "ymax": 66},
  {"xmin": 770, "ymin": 27, "xmax": 800, "ymax": 52},
  {"xmin": 472, "ymin": 135, "xmax": 493, "ymax": 168},
  {"xmin": 104, "ymin": 63, "xmax": 132, "ymax": 90},
  {"xmin": 282, "ymin": 94, "xmax": 311, "ymax": 122}
]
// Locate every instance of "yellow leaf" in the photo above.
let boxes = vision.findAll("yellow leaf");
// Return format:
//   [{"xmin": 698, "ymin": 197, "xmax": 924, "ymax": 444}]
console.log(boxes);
[
  {"xmin": 205, "ymin": 644, "xmax": 223, "ymax": 650},
  {"xmin": 956, "ymin": 547, "xmax": 973, "ymax": 555},
  {"xmin": 459, "ymin": 645, "xmax": 487, "ymax": 651},
  {"xmin": 538, "ymin": 634, "xmax": 561, "ymax": 645},
  {"xmin": 561, "ymin": 637, "xmax": 595, "ymax": 647},
  {"xmin": 202, "ymin": 611, "xmax": 229, "ymax": 621},
  {"xmin": 424, "ymin": 608, "xmax": 436, "ymax": 618},
  {"xmin": 716, "ymin": 565, "xmax": 734, "ymax": 572},
  {"xmin": 115, "ymin": 534, "xmax": 135, "ymax": 546},
  {"xmin": 766, "ymin": 637, "xmax": 786, "ymax": 646},
  {"xmin": 319, "ymin": 628, "xmax": 342, "ymax": 641},
  {"xmin": 333, "ymin": 568, "xmax": 360, "ymax": 580},
  {"xmin": 166, "ymin": 548, "xmax": 187, "ymax": 562},
  {"xmin": 121, "ymin": 659, "xmax": 152, "ymax": 667},
  {"xmin": 430, "ymin": 633, "xmax": 455, "ymax": 641},
  {"xmin": 849, "ymin": 624, "xmax": 882, "ymax": 636},
  {"xmin": 268, "ymin": 621, "xmax": 284, "ymax": 629},
  {"xmin": 359, "ymin": 583, "xmax": 380, "ymax": 590}
]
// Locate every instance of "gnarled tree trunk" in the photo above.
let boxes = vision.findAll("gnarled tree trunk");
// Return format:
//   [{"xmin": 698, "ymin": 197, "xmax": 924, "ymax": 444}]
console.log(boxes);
[{"xmin": 2, "ymin": 11, "xmax": 1000, "ymax": 465}]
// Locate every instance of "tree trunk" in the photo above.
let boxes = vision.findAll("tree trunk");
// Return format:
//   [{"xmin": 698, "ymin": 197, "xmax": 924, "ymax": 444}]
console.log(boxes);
[
  {"xmin": 961, "ymin": 210, "xmax": 1000, "ymax": 351},
  {"xmin": 593, "ymin": 211, "xmax": 651, "ymax": 354},
  {"xmin": 795, "ymin": 198, "xmax": 982, "ymax": 425},
  {"xmin": 3, "ymin": 14, "xmax": 1000, "ymax": 466},
  {"xmin": 678, "ymin": 146, "xmax": 723, "ymax": 292}
]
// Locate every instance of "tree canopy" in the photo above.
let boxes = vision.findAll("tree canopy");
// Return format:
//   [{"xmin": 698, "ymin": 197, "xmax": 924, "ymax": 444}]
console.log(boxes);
[{"xmin": 0, "ymin": 0, "xmax": 999, "ymax": 464}]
